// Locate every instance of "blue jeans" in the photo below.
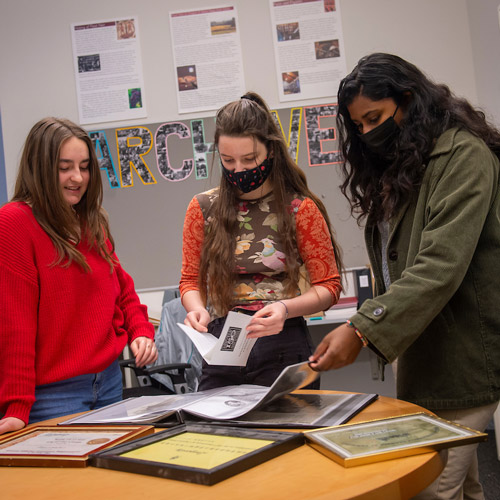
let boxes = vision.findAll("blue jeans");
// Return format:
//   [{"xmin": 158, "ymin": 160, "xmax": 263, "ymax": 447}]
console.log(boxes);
[{"xmin": 29, "ymin": 360, "xmax": 123, "ymax": 424}]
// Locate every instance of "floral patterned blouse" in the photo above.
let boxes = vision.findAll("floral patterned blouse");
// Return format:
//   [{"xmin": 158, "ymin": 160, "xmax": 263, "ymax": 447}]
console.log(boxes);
[{"xmin": 180, "ymin": 188, "xmax": 341, "ymax": 317}]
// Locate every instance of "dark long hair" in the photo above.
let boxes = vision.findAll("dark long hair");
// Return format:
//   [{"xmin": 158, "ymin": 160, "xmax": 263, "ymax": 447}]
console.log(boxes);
[
  {"xmin": 12, "ymin": 117, "xmax": 116, "ymax": 271},
  {"xmin": 199, "ymin": 92, "xmax": 343, "ymax": 315},
  {"xmin": 337, "ymin": 53, "xmax": 500, "ymax": 223}
]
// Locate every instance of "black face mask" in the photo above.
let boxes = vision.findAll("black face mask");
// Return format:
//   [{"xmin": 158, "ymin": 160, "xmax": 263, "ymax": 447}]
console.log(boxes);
[
  {"xmin": 221, "ymin": 158, "xmax": 273, "ymax": 193},
  {"xmin": 359, "ymin": 106, "xmax": 400, "ymax": 156}
]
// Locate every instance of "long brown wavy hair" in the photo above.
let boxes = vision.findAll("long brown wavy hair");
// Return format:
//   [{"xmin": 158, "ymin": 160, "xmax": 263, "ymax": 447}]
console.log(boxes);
[
  {"xmin": 337, "ymin": 53, "xmax": 500, "ymax": 223},
  {"xmin": 199, "ymin": 92, "xmax": 343, "ymax": 315},
  {"xmin": 12, "ymin": 117, "xmax": 116, "ymax": 271}
]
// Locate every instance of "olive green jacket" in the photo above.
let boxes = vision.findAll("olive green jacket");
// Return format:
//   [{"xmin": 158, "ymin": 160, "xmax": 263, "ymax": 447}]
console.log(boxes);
[{"xmin": 351, "ymin": 128, "xmax": 500, "ymax": 410}]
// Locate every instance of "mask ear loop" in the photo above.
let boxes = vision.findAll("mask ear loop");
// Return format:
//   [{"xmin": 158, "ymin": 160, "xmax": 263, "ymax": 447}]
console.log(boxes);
[{"xmin": 392, "ymin": 105, "xmax": 399, "ymax": 118}]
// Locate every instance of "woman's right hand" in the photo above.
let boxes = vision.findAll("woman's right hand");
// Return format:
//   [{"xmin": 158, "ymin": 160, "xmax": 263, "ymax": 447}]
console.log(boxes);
[
  {"xmin": 184, "ymin": 308, "xmax": 211, "ymax": 333},
  {"xmin": 0, "ymin": 417, "xmax": 25, "ymax": 435}
]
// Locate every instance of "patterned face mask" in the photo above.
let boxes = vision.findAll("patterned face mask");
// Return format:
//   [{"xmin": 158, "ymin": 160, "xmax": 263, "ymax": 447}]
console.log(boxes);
[{"xmin": 221, "ymin": 158, "xmax": 273, "ymax": 193}]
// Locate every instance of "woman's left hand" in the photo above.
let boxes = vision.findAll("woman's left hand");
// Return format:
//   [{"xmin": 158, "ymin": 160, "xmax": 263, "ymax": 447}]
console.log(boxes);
[
  {"xmin": 246, "ymin": 302, "xmax": 287, "ymax": 338},
  {"xmin": 0, "ymin": 417, "xmax": 25, "ymax": 436},
  {"xmin": 130, "ymin": 336, "xmax": 158, "ymax": 368}
]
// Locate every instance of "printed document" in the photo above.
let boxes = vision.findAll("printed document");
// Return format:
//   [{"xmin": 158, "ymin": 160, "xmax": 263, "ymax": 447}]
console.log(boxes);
[{"xmin": 177, "ymin": 311, "xmax": 256, "ymax": 366}]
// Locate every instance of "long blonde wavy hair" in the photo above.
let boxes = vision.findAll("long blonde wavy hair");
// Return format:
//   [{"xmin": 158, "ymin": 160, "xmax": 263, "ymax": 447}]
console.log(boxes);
[
  {"xmin": 199, "ymin": 92, "xmax": 343, "ymax": 315},
  {"xmin": 12, "ymin": 117, "xmax": 116, "ymax": 271}
]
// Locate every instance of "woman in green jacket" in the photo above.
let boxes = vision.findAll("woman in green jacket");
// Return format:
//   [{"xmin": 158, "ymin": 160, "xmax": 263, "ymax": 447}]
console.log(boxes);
[{"xmin": 309, "ymin": 53, "xmax": 500, "ymax": 500}]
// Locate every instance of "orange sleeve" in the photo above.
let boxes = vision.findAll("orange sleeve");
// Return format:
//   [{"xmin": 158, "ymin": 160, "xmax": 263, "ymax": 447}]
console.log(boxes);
[
  {"xmin": 179, "ymin": 197, "xmax": 205, "ymax": 297},
  {"xmin": 295, "ymin": 197, "xmax": 341, "ymax": 306}
]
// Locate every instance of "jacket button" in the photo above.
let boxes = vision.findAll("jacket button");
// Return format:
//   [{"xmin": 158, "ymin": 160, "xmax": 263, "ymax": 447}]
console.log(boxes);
[
  {"xmin": 373, "ymin": 307, "xmax": 384, "ymax": 316},
  {"xmin": 389, "ymin": 250, "xmax": 398, "ymax": 261}
]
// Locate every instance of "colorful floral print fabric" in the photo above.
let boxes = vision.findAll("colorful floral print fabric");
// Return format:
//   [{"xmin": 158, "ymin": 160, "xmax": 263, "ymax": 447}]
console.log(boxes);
[{"xmin": 180, "ymin": 188, "xmax": 340, "ymax": 315}]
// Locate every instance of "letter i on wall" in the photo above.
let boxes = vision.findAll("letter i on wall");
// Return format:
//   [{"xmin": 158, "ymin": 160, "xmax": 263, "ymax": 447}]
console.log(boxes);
[{"xmin": 190, "ymin": 119, "xmax": 214, "ymax": 180}]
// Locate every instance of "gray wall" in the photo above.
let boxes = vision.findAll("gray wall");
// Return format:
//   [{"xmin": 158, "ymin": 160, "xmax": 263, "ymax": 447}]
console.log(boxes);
[
  {"xmin": 1, "ymin": 0, "xmax": 499, "ymax": 288},
  {"xmin": 466, "ymin": 0, "xmax": 500, "ymax": 127}
]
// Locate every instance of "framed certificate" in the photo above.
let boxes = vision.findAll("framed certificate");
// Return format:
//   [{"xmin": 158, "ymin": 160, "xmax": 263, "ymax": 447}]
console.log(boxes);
[
  {"xmin": 304, "ymin": 412, "xmax": 487, "ymax": 467},
  {"xmin": 90, "ymin": 423, "xmax": 304, "ymax": 485},
  {"xmin": 0, "ymin": 425, "xmax": 154, "ymax": 467}
]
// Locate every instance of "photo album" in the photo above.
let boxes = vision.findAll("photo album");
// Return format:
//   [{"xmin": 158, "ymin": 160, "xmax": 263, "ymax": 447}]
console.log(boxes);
[{"xmin": 61, "ymin": 361, "xmax": 377, "ymax": 428}]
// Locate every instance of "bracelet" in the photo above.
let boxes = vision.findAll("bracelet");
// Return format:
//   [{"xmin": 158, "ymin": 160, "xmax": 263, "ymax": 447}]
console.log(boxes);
[
  {"xmin": 277, "ymin": 301, "xmax": 289, "ymax": 319},
  {"xmin": 346, "ymin": 320, "xmax": 369, "ymax": 347}
]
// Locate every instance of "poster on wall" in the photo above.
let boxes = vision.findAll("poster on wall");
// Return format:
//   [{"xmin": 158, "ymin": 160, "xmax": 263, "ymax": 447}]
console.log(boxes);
[
  {"xmin": 70, "ymin": 16, "xmax": 147, "ymax": 125},
  {"xmin": 269, "ymin": 0, "xmax": 347, "ymax": 102},
  {"xmin": 169, "ymin": 5, "xmax": 245, "ymax": 114}
]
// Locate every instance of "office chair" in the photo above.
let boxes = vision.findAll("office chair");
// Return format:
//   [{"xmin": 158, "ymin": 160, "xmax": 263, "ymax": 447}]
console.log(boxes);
[
  {"xmin": 151, "ymin": 295, "xmax": 203, "ymax": 393},
  {"xmin": 120, "ymin": 293, "xmax": 202, "ymax": 398},
  {"xmin": 119, "ymin": 358, "xmax": 191, "ymax": 397}
]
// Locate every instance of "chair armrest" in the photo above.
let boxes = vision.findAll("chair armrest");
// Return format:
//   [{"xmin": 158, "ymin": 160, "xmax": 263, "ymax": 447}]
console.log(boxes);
[
  {"xmin": 147, "ymin": 363, "xmax": 192, "ymax": 374},
  {"xmin": 119, "ymin": 359, "xmax": 191, "ymax": 372}
]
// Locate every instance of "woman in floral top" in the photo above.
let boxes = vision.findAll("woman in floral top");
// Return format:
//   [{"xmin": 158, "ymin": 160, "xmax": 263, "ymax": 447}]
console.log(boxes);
[{"xmin": 180, "ymin": 92, "xmax": 343, "ymax": 390}]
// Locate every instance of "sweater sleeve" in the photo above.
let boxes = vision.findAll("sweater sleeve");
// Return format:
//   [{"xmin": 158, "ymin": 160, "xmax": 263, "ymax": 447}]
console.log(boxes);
[
  {"xmin": 0, "ymin": 206, "xmax": 39, "ymax": 424},
  {"xmin": 179, "ymin": 196, "xmax": 205, "ymax": 297},
  {"xmin": 114, "ymin": 259, "xmax": 155, "ymax": 343},
  {"xmin": 295, "ymin": 197, "xmax": 341, "ymax": 306}
]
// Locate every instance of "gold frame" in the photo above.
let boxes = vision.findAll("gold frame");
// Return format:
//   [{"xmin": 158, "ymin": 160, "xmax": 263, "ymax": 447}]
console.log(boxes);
[
  {"xmin": 304, "ymin": 412, "xmax": 487, "ymax": 467},
  {"xmin": 0, "ymin": 424, "xmax": 154, "ymax": 467}
]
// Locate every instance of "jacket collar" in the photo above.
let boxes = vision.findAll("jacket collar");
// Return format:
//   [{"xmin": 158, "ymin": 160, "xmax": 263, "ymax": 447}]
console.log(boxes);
[{"xmin": 428, "ymin": 127, "xmax": 459, "ymax": 159}]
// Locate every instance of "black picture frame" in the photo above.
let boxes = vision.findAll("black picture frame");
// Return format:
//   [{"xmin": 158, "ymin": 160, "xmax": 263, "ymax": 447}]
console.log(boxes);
[{"xmin": 90, "ymin": 424, "xmax": 303, "ymax": 485}]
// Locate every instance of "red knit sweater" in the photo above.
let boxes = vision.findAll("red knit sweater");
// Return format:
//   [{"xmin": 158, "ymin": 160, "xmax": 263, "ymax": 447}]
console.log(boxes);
[{"xmin": 0, "ymin": 202, "xmax": 154, "ymax": 424}]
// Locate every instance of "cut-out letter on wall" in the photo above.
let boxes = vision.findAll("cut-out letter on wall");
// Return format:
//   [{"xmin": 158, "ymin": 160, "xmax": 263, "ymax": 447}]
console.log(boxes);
[
  {"xmin": 116, "ymin": 127, "xmax": 157, "ymax": 187},
  {"xmin": 304, "ymin": 105, "xmax": 342, "ymax": 166},
  {"xmin": 155, "ymin": 122, "xmax": 193, "ymax": 182},
  {"xmin": 89, "ymin": 130, "xmax": 120, "ymax": 189},
  {"xmin": 190, "ymin": 119, "xmax": 214, "ymax": 180},
  {"xmin": 271, "ymin": 108, "xmax": 302, "ymax": 162}
]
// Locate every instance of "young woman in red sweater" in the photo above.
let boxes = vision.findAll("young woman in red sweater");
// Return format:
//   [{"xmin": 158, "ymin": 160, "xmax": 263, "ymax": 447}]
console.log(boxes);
[{"xmin": 0, "ymin": 117, "xmax": 157, "ymax": 435}]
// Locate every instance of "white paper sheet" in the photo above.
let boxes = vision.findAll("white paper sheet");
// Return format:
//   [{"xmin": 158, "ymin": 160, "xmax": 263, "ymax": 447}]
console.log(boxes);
[
  {"xmin": 70, "ymin": 16, "xmax": 147, "ymax": 124},
  {"xmin": 269, "ymin": 0, "xmax": 347, "ymax": 102},
  {"xmin": 169, "ymin": 5, "xmax": 245, "ymax": 113},
  {"xmin": 177, "ymin": 311, "xmax": 256, "ymax": 366}
]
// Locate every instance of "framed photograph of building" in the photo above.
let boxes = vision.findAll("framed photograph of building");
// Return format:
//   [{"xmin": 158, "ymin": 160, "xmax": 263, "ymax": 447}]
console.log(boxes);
[{"xmin": 304, "ymin": 412, "xmax": 487, "ymax": 467}]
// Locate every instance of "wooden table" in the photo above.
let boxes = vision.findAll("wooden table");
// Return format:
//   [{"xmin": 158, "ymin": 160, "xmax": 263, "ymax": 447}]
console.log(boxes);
[{"xmin": 0, "ymin": 391, "xmax": 444, "ymax": 500}]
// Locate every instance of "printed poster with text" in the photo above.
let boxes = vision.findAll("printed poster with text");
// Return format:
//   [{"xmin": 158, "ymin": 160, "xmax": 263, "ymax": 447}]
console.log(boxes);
[
  {"xmin": 71, "ymin": 17, "xmax": 147, "ymax": 125},
  {"xmin": 169, "ymin": 6, "xmax": 245, "ymax": 114},
  {"xmin": 269, "ymin": 0, "xmax": 346, "ymax": 102}
]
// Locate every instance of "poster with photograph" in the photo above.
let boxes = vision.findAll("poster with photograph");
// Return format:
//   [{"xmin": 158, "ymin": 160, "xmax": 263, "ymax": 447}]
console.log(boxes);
[
  {"xmin": 169, "ymin": 6, "xmax": 245, "ymax": 113},
  {"xmin": 269, "ymin": 0, "xmax": 347, "ymax": 102},
  {"xmin": 71, "ymin": 16, "xmax": 147, "ymax": 125}
]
